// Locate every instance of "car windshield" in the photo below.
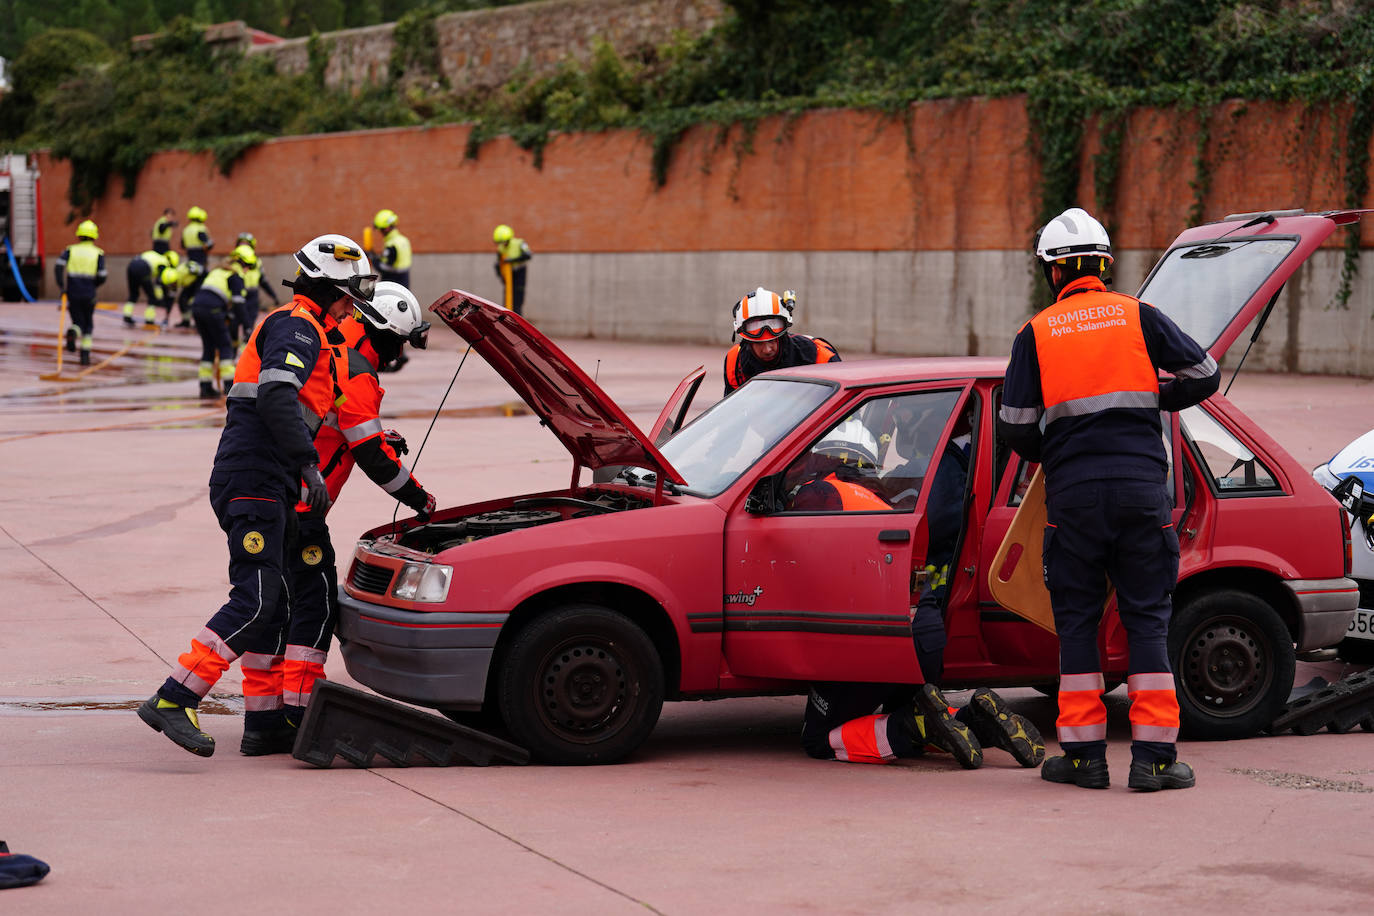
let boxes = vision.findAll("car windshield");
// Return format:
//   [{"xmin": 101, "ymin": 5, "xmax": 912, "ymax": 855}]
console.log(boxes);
[
  {"xmin": 660, "ymin": 378, "xmax": 834, "ymax": 496},
  {"xmin": 1136, "ymin": 236, "xmax": 1297, "ymax": 350}
]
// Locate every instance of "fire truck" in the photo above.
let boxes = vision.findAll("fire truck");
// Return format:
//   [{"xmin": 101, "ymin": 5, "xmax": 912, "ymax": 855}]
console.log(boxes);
[{"xmin": 1, "ymin": 152, "xmax": 43, "ymax": 301}]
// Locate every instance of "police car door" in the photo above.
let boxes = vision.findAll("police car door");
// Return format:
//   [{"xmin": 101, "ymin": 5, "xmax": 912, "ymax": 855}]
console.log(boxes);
[{"xmin": 720, "ymin": 385, "xmax": 971, "ymax": 683}]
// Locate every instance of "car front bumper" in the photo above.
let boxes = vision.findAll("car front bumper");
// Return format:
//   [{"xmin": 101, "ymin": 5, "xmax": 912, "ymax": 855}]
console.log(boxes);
[
  {"xmin": 336, "ymin": 590, "xmax": 505, "ymax": 709},
  {"xmin": 1287, "ymin": 577, "xmax": 1360, "ymax": 651}
]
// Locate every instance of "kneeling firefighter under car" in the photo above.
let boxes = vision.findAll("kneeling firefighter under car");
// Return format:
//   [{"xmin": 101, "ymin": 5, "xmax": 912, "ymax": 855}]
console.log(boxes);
[{"xmin": 137, "ymin": 234, "xmax": 377, "ymax": 758}]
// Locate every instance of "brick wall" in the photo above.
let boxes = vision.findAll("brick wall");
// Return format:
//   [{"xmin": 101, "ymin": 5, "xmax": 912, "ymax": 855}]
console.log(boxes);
[
  {"xmin": 40, "ymin": 95, "xmax": 1374, "ymax": 375},
  {"xmin": 251, "ymin": 0, "xmax": 726, "ymax": 92}
]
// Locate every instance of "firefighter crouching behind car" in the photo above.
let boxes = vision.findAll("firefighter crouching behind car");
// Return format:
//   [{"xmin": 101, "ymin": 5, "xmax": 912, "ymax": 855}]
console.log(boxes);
[
  {"xmin": 54, "ymin": 220, "xmax": 106, "ymax": 367},
  {"xmin": 723, "ymin": 288, "xmax": 839, "ymax": 396},
  {"xmin": 792, "ymin": 418, "xmax": 1045, "ymax": 770},
  {"xmin": 137, "ymin": 234, "xmax": 377, "ymax": 757},
  {"xmin": 998, "ymin": 207, "xmax": 1220, "ymax": 791},
  {"xmin": 190, "ymin": 246, "xmax": 254, "ymax": 399},
  {"xmin": 239, "ymin": 282, "xmax": 439, "ymax": 755}
]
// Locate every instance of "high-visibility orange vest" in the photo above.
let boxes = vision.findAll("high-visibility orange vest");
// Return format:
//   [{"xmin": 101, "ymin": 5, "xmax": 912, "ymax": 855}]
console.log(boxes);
[
  {"xmin": 1030, "ymin": 281, "xmax": 1159, "ymax": 423},
  {"xmin": 231, "ymin": 297, "xmax": 339, "ymax": 431}
]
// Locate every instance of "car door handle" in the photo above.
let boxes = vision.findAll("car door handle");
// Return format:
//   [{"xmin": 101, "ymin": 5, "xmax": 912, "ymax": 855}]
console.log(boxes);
[{"xmin": 878, "ymin": 529, "xmax": 910, "ymax": 543}]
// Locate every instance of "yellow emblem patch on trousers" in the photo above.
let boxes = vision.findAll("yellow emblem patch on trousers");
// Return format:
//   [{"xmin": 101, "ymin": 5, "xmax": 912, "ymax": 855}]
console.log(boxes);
[
  {"xmin": 302, "ymin": 545, "xmax": 323, "ymax": 565},
  {"xmin": 242, "ymin": 531, "xmax": 265, "ymax": 554}
]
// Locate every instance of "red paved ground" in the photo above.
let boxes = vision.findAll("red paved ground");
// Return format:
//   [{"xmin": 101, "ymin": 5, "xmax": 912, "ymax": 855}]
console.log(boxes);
[{"xmin": 1, "ymin": 302, "xmax": 1371, "ymax": 914}]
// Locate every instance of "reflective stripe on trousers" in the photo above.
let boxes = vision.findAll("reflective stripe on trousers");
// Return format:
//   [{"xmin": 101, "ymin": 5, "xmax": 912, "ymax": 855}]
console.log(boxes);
[
  {"xmin": 282, "ymin": 645, "xmax": 328, "ymax": 708},
  {"xmin": 1127, "ymin": 672, "xmax": 1180, "ymax": 744},
  {"xmin": 171, "ymin": 627, "xmax": 239, "ymax": 699},
  {"xmin": 828, "ymin": 713, "xmax": 896, "ymax": 764},
  {"xmin": 1057, "ymin": 671, "xmax": 1108, "ymax": 743},
  {"xmin": 240, "ymin": 652, "xmax": 284, "ymax": 712}
]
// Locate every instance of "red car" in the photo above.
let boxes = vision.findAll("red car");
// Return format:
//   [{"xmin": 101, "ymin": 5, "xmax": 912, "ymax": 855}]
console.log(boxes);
[{"xmin": 338, "ymin": 209, "xmax": 1360, "ymax": 763}]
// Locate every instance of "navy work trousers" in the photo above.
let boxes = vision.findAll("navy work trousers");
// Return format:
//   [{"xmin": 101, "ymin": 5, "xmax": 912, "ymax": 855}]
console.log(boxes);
[{"xmin": 1044, "ymin": 478, "xmax": 1180, "ymax": 758}]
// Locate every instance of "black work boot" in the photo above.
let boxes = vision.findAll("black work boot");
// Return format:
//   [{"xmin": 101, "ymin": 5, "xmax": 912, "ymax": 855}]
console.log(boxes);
[
  {"xmin": 137, "ymin": 696, "xmax": 215, "ymax": 757},
  {"xmin": 240, "ymin": 725, "xmax": 298, "ymax": 756},
  {"xmin": 1041, "ymin": 754, "xmax": 1109, "ymax": 788},
  {"xmin": 1128, "ymin": 759, "xmax": 1196, "ymax": 791},
  {"xmin": 905, "ymin": 683, "xmax": 982, "ymax": 769},
  {"xmin": 199, "ymin": 381, "xmax": 219, "ymax": 399},
  {"xmin": 961, "ymin": 687, "xmax": 1046, "ymax": 768},
  {"xmin": 79, "ymin": 349, "xmax": 91, "ymax": 366},
  {"xmin": 65, "ymin": 328, "xmax": 77, "ymax": 352}
]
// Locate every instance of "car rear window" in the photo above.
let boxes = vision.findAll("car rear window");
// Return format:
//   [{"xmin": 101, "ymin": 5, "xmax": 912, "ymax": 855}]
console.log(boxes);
[{"xmin": 1137, "ymin": 237, "xmax": 1297, "ymax": 350}]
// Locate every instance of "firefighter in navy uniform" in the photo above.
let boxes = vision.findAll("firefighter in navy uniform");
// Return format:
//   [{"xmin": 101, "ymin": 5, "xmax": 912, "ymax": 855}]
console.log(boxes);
[
  {"xmin": 190, "ymin": 245, "xmax": 253, "ymax": 399},
  {"xmin": 230, "ymin": 232, "xmax": 280, "ymax": 343},
  {"xmin": 176, "ymin": 205, "xmax": 213, "ymax": 327},
  {"xmin": 54, "ymin": 220, "xmax": 106, "ymax": 366},
  {"xmin": 151, "ymin": 208, "xmax": 177, "ymax": 255},
  {"xmin": 137, "ymin": 234, "xmax": 377, "ymax": 757},
  {"xmin": 723, "ymin": 288, "xmax": 839, "ymax": 396},
  {"xmin": 791, "ymin": 420, "xmax": 1045, "ymax": 770},
  {"xmin": 239, "ymin": 282, "xmax": 438, "ymax": 754},
  {"xmin": 998, "ymin": 207, "xmax": 1220, "ymax": 791}
]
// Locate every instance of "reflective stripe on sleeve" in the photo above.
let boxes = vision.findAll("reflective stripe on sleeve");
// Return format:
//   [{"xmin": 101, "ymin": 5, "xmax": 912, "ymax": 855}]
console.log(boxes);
[
  {"xmin": 259, "ymin": 368, "xmax": 303, "ymax": 388},
  {"xmin": 999, "ymin": 404, "xmax": 1042, "ymax": 424},
  {"xmin": 381, "ymin": 464, "xmax": 412, "ymax": 494},
  {"xmin": 1174, "ymin": 355, "xmax": 1218, "ymax": 379},
  {"xmin": 227, "ymin": 382, "xmax": 257, "ymax": 399},
  {"xmin": 343, "ymin": 418, "xmax": 384, "ymax": 444},
  {"xmin": 1043, "ymin": 389, "xmax": 1159, "ymax": 424}
]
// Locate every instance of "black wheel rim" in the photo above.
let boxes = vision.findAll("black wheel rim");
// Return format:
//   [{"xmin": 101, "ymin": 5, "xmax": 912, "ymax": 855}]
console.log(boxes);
[
  {"xmin": 533, "ymin": 636, "xmax": 635, "ymax": 745},
  {"xmin": 1178, "ymin": 614, "xmax": 1274, "ymax": 718}
]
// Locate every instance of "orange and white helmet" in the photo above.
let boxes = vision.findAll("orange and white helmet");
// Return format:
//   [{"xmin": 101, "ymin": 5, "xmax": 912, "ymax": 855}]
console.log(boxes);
[{"xmin": 732, "ymin": 287, "xmax": 794, "ymax": 341}]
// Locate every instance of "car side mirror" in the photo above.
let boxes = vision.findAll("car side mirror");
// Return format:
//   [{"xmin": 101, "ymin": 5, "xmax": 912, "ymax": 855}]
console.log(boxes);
[
  {"xmin": 746, "ymin": 474, "xmax": 782, "ymax": 515},
  {"xmin": 1333, "ymin": 475, "xmax": 1366, "ymax": 515}
]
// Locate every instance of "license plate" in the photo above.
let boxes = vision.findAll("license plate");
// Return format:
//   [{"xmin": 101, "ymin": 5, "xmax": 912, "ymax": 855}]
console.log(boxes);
[{"xmin": 1347, "ymin": 607, "xmax": 1374, "ymax": 642}]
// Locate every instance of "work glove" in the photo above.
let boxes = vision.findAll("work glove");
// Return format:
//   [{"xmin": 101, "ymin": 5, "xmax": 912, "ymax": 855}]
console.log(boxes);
[
  {"xmin": 414, "ymin": 491, "xmax": 436, "ymax": 524},
  {"xmin": 301, "ymin": 464, "xmax": 331, "ymax": 517},
  {"xmin": 382, "ymin": 429, "xmax": 408, "ymax": 455}
]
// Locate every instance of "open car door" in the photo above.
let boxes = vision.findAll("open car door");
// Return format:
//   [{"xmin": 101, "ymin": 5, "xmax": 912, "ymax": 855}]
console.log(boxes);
[{"xmin": 649, "ymin": 366, "xmax": 706, "ymax": 448}]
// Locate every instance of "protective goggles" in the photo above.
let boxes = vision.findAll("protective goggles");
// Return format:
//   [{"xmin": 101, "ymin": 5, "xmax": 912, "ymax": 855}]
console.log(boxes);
[
  {"xmin": 353, "ymin": 304, "xmax": 431, "ymax": 349},
  {"xmin": 345, "ymin": 274, "xmax": 378, "ymax": 303},
  {"xmin": 740, "ymin": 315, "xmax": 788, "ymax": 340}
]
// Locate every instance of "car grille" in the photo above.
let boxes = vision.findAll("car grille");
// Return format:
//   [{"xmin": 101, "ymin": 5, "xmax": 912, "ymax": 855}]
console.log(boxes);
[{"xmin": 351, "ymin": 561, "xmax": 394, "ymax": 596}]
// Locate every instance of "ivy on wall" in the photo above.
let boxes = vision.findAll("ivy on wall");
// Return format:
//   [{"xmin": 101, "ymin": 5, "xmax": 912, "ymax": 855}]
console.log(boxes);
[{"xmin": 5, "ymin": 0, "xmax": 1374, "ymax": 310}]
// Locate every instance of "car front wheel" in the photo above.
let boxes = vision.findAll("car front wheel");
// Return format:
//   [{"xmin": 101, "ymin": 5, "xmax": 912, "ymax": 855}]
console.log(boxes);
[
  {"xmin": 1169, "ymin": 589, "xmax": 1295, "ymax": 739},
  {"xmin": 499, "ymin": 604, "xmax": 664, "ymax": 764}
]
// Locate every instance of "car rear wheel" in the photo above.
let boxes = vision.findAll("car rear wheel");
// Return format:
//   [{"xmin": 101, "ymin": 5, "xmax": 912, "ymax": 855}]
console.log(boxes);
[
  {"xmin": 499, "ymin": 604, "xmax": 664, "ymax": 764},
  {"xmin": 1169, "ymin": 589, "xmax": 1295, "ymax": 739}
]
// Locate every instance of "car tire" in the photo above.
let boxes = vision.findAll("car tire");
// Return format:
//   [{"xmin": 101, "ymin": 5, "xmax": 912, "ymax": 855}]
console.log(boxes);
[
  {"xmin": 498, "ymin": 604, "xmax": 664, "ymax": 764},
  {"xmin": 1169, "ymin": 589, "xmax": 1295, "ymax": 739}
]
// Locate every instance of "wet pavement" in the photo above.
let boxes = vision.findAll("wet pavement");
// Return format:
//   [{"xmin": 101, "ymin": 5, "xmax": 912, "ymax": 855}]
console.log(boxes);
[{"xmin": 1, "ymin": 299, "xmax": 1373, "ymax": 914}]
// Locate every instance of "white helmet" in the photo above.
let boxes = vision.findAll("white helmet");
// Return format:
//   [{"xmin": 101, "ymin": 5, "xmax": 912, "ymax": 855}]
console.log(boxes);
[
  {"xmin": 1035, "ymin": 207, "xmax": 1113, "ymax": 265},
  {"xmin": 732, "ymin": 287, "xmax": 794, "ymax": 341},
  {"xmin": 292, "ymin": 233, "xmax": 377, "ymax": 304},
  {"xmin": 815, "ymin": 418, "xmax": 879, "ymax": 470},
  {"xmin": 356, "ymin": 281, "xmax": 430, "ymax": 349}
]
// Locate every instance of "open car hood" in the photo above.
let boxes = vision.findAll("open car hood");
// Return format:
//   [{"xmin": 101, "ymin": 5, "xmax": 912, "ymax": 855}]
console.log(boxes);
[
  {"xmin": 1137, "ymin": 209, "xmax": 1369, "ymax": 361},
  {"xmin": 430, "ymin": 291, "xmax": 686, "ymax": 485}
]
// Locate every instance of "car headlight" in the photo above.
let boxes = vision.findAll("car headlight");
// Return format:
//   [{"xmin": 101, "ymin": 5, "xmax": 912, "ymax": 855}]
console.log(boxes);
[{"xmin": 390, "ymin": 562, "xmax": 453, "ymax": 602}]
